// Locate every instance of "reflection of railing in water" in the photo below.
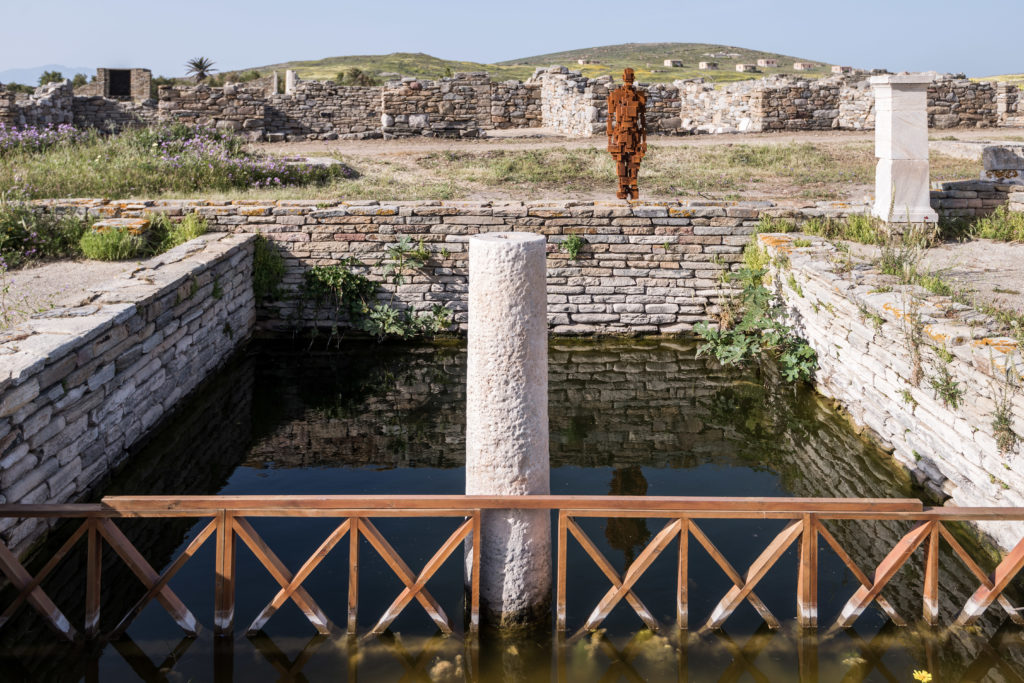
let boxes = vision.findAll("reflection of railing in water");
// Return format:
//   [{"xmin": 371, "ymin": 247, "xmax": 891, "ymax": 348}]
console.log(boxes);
[{"xmin": 3, "ymin": 495, "xmax": 1024, "ymax": 645}]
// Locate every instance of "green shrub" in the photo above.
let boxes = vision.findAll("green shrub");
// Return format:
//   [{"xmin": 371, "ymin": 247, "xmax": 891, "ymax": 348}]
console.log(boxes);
[
  {"xmin": 79, "ymin": 228, "xmax": 145, "ymax": 261},
  {"xmin": 0, "ymin": 191, "xmax": 90, "ymax": 266},
  {"xmin": 562, "ymin": 234, "xmax": 586, "ymax": 260},
  {"xmin": 253, "ymin": 235, "xmax": 286, "ymax": 301},
  {"xmin": 695, "ymin": 266, "xmax": 817, "ymax": 383},
  {"xmin": 974, "ymin": 206, "xmax": 1024, "ymax": 242},
  {"xmin": 151, "ymin": 212, "xmax": 207, "ymax": 252}
]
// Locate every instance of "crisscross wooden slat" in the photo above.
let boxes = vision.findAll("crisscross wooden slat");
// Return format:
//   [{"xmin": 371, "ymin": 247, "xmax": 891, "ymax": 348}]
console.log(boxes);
[
  {"xmin": 0, "ymin": 519, "xmax": 88, "ymax": 637},
  {"xmin": 358, "ymin": 518, "xmax": 452, "ymax": 634},
  {"xmin": 560, "ymin": 515, "xmax": 661, "ymax": 632},
  {"xmin": 96, "ymin": 518, "xmax": 199, "ymax": 636},
  {"xmin": 835, "ymin": 520, "xmax": 933, "ymax": 629},
  {"xmin": 370, "ymin": 518, "xmax": 473, "ymax": 635},
  {"xmin": 957, "ymin": 529, "xmax": 1024, "ymax": 626},
  {"xmin": 231, "ymin": 516, "xmax": 334, "ymax": 635},
  {"xmin": 594, "ymin": 632, "xmax": 647, "ymax": 683},
  {"xmin": 816, "ymin": 520, "xmax": 905, "ymax": 627},
  {"xmin": 938, "ymin": 524, "xmax": 1024, "ymax": 625},
  {"xmin": 0, "ymin": 526, "xmax": 79, "ymax": 640},
  {"xmin": 705, "ymin": 519, "xmax": 803, "ymax": 630},
  {"xmin": 688, "ymin": 520, "xmax": 779, "ymax": 629},
  {"xmin": 110, "ymin": 518, "xmax": 217, "ymax": 638},
  {"xmin": 246, "ymin": 519, "xmax": 351, "ymax": 635},
  {"xmin": 582, "ymin": 518, "xmax": 682, "ymax": 633}
]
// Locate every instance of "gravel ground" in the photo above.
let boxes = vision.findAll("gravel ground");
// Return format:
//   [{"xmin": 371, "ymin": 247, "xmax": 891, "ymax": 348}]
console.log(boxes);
[{"xmin": 3, "ymin": 260, "xmax": 138, "ymax": 330}]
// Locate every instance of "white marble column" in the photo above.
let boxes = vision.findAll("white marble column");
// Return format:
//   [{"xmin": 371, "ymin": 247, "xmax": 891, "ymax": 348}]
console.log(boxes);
[
  {"xmin": 870, "ymin": 73, "xmax": 939, "ymax": 223},
  {"xmin": 285, "ymin": 70, "xmax": 298, "ymax": 95},
  {"xmin": 465, "ymin": 232, "xmax": 551, "ymax": 628}
]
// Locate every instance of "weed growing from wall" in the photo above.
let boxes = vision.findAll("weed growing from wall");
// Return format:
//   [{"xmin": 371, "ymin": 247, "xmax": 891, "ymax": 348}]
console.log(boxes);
[
  {"xmin": 695, "ymin": 261, "xmax": 817, "ymax": 383},
  {"xmin": 993, "ymin": 387, "xmax": 1020, "ymax": 455},
  {"xmin": 253, "ymin": 235, "xmax": 286, "ymax": 301},
  {"xmin": 561, "ymin": 234, "xmax": 586, "ymax": 260}
]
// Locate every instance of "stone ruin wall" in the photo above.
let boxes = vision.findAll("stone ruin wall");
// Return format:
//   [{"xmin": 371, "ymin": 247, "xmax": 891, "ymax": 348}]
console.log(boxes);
[
  {"xmin": 762, "ymin": 233, "xmax": 1024, "ymax": 551},
  {"xmin": 2, "ymin": 68, "xmax": 1021, "ymax": 140},
  {"xmin": 380, "ymin": 73, "xmax": 492, "ymax": 138},
  {"xmin": 266, "ymin": 81, "xmax": 381, "ymax": 140}
]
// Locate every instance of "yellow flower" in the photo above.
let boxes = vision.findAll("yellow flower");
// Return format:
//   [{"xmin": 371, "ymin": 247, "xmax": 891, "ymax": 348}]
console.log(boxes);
[{"xmin": 912, "ymin": 671, "xmax": 933, "ymax": 683}]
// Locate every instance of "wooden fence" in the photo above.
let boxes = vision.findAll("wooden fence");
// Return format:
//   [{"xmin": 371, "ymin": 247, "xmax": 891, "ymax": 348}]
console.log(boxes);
[{"xmin": 1, "ymin": 495, "xmax": 1024, "ymax": 642}]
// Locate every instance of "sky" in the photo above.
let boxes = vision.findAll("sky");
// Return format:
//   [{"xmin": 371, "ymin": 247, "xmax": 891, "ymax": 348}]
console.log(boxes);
[{"xmin": 0, "ymin": 0, "xmax": 1019, "ymax": 78}]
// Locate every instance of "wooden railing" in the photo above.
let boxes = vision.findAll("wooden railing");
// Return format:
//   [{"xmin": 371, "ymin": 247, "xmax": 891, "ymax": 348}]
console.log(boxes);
[{"xmin": 2, "ymin": 495, "xmax": 1024, "ymax": 642}]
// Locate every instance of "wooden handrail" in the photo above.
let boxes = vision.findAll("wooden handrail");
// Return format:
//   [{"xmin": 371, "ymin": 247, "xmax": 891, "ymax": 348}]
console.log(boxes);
[{"xmin": 3, "ymin": 495, "xmax": 1024, "ymax": 642}]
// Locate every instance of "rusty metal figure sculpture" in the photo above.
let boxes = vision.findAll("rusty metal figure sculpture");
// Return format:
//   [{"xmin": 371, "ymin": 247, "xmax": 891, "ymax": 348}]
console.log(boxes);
[{"xmin": 606, "ymin": 68, "xmax": 647, "ymax": 199}]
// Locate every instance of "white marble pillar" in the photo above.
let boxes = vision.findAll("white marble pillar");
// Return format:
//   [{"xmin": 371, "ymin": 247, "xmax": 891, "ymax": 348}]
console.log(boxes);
[
  {"xmin": 465, "ymin": 232, "xmax": 551, "ymax": 628},
  {"xmin": 285, "ymin": 70, "xmax": 298, "ymax": 95},
  {"xmin": 870, "ymin": 73, "xmax": 939, "ymax": 223}
]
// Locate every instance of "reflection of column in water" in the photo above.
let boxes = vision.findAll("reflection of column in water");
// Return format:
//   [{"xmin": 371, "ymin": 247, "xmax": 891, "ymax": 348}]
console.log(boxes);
[{"xmin": 605, "ymin": 466, "xmax": 651, "ymax": 567}]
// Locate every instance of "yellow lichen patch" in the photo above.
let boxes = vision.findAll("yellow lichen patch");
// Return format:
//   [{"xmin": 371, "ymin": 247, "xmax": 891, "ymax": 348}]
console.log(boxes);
[
  {"xmin": 758, "ymin": 233, "xmax": 795, "ymax": 253},
  {"xmin": 91, "ymin": 218, "xmax": 151, "ymax": 235},
  {"xmin": 973, "ymin": 337, "xmax": 1019, "ymax": 354},
  {"xmin": 668, "ymin": 208, "xmax": 695, "ymax": 217},
  {"xmin": 882, "ymin": 302, "xmax": 912, "ymax": 321},
  {"xmin": 237, "ymin": 206, "xmax": 272, "ymax": 216},
  {"xmin": 923, "ymin": 327, "xmax": 948, "ymax": 344}
]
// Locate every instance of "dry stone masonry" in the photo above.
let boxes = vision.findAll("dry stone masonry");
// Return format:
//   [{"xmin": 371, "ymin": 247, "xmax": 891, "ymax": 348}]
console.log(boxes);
[
  {"xmin": 0, "ymin": 232, "xmax": 255, "ymax": 554},
  {"xmin": 761, "ymin": 233, "xmax": 1024, "ymax": 550},
  {"xmin": 2, "ymin": 68, "xmax": 1021, "ymax": 140}
]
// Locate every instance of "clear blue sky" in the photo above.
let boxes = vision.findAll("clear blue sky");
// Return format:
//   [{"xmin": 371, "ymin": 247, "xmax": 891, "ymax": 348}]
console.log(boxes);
[{"xmin": 1, "ymin": 0, "xmax": 1019, "ymax": 78}]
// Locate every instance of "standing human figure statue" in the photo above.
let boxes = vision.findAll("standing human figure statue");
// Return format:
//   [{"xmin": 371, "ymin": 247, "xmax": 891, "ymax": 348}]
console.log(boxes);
[{"xmin": 606, "ymin": 68, "xmax": 647, "ymax": 199}]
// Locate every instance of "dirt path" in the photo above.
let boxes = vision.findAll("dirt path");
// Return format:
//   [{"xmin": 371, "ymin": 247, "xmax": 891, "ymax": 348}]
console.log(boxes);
[{"xmin": 250, "ymin": 126, "xmax": 1024, "ymax": 158}]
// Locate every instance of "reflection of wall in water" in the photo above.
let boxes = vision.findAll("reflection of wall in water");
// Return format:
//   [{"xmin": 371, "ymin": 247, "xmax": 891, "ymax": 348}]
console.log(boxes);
[{"xmin": 0, "ymin": 355, "xmax": 255, "ymax": 675}]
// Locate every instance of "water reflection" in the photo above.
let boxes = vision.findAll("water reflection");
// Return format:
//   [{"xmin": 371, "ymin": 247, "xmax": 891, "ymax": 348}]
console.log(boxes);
[
  {"xmin": 4, "ymin": 624, "xmax": 1024, "ymax": 682},
  {"xmin": 2, "ymin": 339, "xmax": 1023, "ymax": 681}
]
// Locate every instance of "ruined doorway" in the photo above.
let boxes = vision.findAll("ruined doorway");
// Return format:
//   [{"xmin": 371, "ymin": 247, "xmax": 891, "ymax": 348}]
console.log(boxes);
[{"xmin": 109, "ymin": 70, "xmax": 132, "ymax": 98}]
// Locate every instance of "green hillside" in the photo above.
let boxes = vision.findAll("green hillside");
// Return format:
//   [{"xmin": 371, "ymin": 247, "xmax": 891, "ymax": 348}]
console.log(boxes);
[
  {"xmin": 248, "ymin": 42, "xmax": 838, "ymax": 85},
  {"xmin": 500, "ymin": 42, "xmax": 835, "ymax": 83}
]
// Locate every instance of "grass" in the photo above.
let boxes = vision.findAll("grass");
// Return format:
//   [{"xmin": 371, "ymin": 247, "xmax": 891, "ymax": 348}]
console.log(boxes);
[
  {"xmin": 973, "ymin": 206, "xmax": 1024, "ymax": 242},
  {"xmin": 0, "ymin": 124, "xmax": 351, "ymax": 200},
  {"xmin": 248, "ymin": 42, "xmax": 834, "ymax": 85},
  {"xmin": 79, "ymin": 228, "xmax": 145, "ymax": 261},
  {"xmin": 1, "ymin": 130, "xmax": 983, "ymax": 202}
]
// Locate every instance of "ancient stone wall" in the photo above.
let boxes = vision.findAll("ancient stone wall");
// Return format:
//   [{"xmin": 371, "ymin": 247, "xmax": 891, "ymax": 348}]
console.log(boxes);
[
  {"xmin": 382, "ymin": 73, "xmax": 492, "ymax": 138},
  {"xmin": 157, "ymin": 83, "xmax": 267, "ymax": 139},
  {"xmin": 928, "ymin": 76, "xmax": 999, "ymax": 128},
  {"xmin": 265, "ymin": 81, "xmax": 381, "ymax": 140},
  {"xmin": 837, "ymin": 81, "xmax": 875, "ymax": 129},
  {"xmin": 489, "ymin": 79, "xmax": 542, "ymax": 129},
  {"xmin": 930, "ymin": 179, "xmax": 1017, "ymax": 217},
  {"xmin": 72, "ymin": 96, "xmax": 158, "ymax": 132},
  {"xmin": 0, "ymin": 231, "xmax": 255, "ymax": 554},
  {"xmin": 2, "ymin": 81, "xmax": 74, "ymax": 128},
  {"xmin": 763, "ymin": 233, "xmax": 1024, "ymax": 550},
  {"xmin": 1011, "ymin": 190, "xmax": 1024, "ymax": 213}
]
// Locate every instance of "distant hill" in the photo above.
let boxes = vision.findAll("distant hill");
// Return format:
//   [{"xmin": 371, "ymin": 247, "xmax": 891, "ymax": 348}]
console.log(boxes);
[
  {"xmin": 248, "ymin": 42, "xmax": 840, "ymax": 85},
  {"xmin": 499, "ymin": 42, "xmax": 836, "ymax": 83},
  {"xmin": 0, "ymin": 64, "xmax": 93, "ymax": 87}
]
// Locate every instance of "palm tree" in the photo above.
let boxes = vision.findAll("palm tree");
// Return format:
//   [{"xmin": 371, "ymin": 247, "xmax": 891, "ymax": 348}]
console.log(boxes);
[{"xmin": 185, "ymin": 57, "xmax": 217, "ymax": 83}]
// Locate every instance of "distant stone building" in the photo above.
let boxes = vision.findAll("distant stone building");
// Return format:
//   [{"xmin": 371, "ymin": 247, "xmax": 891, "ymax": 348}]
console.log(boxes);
[
  {"xmin": 793, "ymin": 62, "xmax": 816, "ymax": 71},
  {"xmin": 698, "ymin": 62, "xmax": 718, "ymax": 70},
  {"xmin": 735, "ymin": 64, "xmax": 759, "ymax": 73},
  {"xmin": 74, "ymin": 68, "xmax": 152, "ymax": 102},
  {"xmin": 663, "ymin": 60, "xmax": 684, "ymax": 68},
  {"xmin": 832, "ymin": 65, "xmax": 854, "ymax": 74},
  {"xmin": 577, "ymin": 58, "xmax": 599, "ymax": 65},
  {"xmin": 757, "ymin": 58, "xmax": 779, "ymax": 68}
]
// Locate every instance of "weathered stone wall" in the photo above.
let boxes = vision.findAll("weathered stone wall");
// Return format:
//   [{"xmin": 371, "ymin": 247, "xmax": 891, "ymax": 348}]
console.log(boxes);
[
  {"xmin": 837, "ymin": 81, "xmax": 875, "ymax": 130},
  {"xmin": 930, "ymin": 179, "xmax": 1017, "ymax": 217},
  {"xmin": 72, "ymin": 96, "xmax": 158, "ymax": 132},
  {"xmin": 928, "ymin": 76, "xmax": 999, "ymax": 128},
  {"xmin": 381, "ymin": 73, "xmax": 492, "ymax": 138},
  {"xmin": 1011, "ymin": 190, "xmax": 1024, "ymax": 213},
  {"xmin": 157, "ymin": 83, "xmax": 267, "ymax": 140},
  {"xmin": 763, "ymin": 233, "xmax": 1024, "ymax": 550},
  {"xmin": 266, "ymin": 81, "xmax": 381, "ymax": 140},
  {"xmin": 490, "ymin": 79, "xmax": 542, "ymax": 129},
  {"xmin": 0, "ymin": 232, "xmax": 255, "ymax": 554},
  {"xmin": 2, "ymin": 81, "xmax": 74, "ymax": 128}
]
